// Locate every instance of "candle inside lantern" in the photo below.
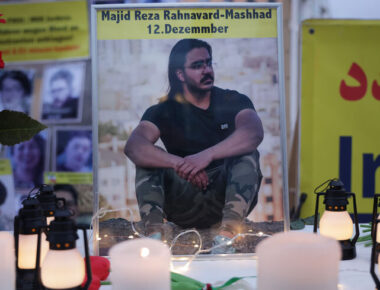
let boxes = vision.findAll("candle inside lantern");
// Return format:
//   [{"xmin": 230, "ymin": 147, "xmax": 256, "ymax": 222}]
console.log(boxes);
[
  {"xmin": 110, "ymin": 238, "xmax": 171, "ymax": 290},
  {"xmin": 257, "ymin": 232, "xmax": 341, "ymax": 290},
  {"xmin": 41, "ymin": 248, "xmax": 85, "ymax": 289},
  {"xmin": 18, "ymin": 233, "xmax": 49, "ymax": 269},
  {"xmin": 0, "ymin": 232, "xmax": 15, "ymax": 290},
  {"xmin": 320, "ymin": 210, "xmax": 353, "ymax": 240}
]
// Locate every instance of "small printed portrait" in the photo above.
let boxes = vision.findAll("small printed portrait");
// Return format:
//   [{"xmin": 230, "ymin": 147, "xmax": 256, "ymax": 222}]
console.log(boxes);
[
  {"xmin": 0, "ymin": 70, "xmax": 34, "ymax": 115},
  {"xmin": 41, "ymin": 62, "xmax": 85, "ymax": 123},
  {"xmin": 0, "ymin": 177, "xmax": 15, "ymax": 230},
  {"xmin": 53, "ymin": 184, "xmax": 80, "ymax": 218},
  {"xmin": 54, "ymin": 128, "xmax": 92, "ymax": 173},
  {"xmin": 8, "ymin": 131, "xmax": 49, "ymax": 190}
]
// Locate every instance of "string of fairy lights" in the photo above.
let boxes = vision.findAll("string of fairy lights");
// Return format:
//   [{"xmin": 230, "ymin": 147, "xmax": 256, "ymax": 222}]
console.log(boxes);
[{"xmin": 90, "ymin": 207, "xmax": 271, "ymax": 272}]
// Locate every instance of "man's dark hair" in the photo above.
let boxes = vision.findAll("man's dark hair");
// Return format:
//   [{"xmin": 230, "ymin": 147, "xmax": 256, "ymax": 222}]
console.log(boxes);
[
  {"xmin": 0, "ymin": 70, "xmax": 32, "ymax": 95},
  {"xmin": 167, "ymin": 39, "xmax": 212, "ymax": 99},
  {"xmin": 50, "ymin": 69, "xmax": 73, "ymax": 89},
  {"xmin": 53, "ymin": 184, "xmax": 79, "ymax": 205}
]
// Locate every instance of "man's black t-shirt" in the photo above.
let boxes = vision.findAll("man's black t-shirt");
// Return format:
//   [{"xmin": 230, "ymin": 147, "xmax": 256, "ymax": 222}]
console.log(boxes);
[{"xmin": 141, "ymin": 86, "xmax": 255, "ymax": 161}]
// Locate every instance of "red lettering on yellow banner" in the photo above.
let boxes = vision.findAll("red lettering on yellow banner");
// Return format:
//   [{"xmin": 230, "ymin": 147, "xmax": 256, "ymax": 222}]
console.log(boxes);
[
  {"xmin": 340, "ymin": 62, "xmax": 367, "ymax": 101},
  {"xmin": 372, "ymin": 80, "xmax": 380, "ymax": 101}
]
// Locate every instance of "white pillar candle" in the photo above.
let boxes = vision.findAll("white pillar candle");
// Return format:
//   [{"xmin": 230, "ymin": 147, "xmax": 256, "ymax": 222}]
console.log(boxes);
[
  {"xmin": 257, "ymin": 232, "xmax": 341, "ymax": 290},
  {"xmin": 110, "ymin": 238, "xmax": 171, "ymax": 290},
  {"xmin": 0, "ymin": 232, "xmax": 15, "ymax": 290}
]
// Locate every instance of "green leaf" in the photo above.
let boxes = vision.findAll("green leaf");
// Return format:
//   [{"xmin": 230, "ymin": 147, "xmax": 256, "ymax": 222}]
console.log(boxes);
[
  {"xmin": 101, "ymin": 281, "xmax": 111, "ymax": 285},
  {"xmin": 290, "ymin": 219, "xmax": 305, "ymax": 230},
  {"xmin": 172, "ymin": 280, "xmax": 203, "ymax": 290},
  {"xmin": 214, "ymin": 276, "xmax": 256, "ymax": 289},
  {"xmin": 357, "ymin": 234, "xmax": 372, "ymax": 242},
  {"xmin": 360, "ymin": 224, "xmax": 372, "ymax": 228},
  {"xmin": 171, "ymin": 272, "xmax": 204, "ymax": 290},
  {"xmin": 303, "ymin": 215, "xmax": 319, "ymax": 225},
  {"xmin": 0, "ymin": 110, "xmax": 47, "ymax": 145}
]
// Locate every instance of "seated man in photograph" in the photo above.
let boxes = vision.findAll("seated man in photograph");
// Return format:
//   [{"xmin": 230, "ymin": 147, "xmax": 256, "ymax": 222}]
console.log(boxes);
[
  {"xmin": 42, "ymin": 69, "xmax": 79, "ymax": 120},
  {"xmin": 124, "ymin": 39, "xmax": 263, "ymax": 252}
]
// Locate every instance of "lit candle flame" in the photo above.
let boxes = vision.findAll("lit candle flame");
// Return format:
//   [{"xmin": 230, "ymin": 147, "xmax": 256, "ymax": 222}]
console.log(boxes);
[{"xmin": 140, "ymin": 247, "xmax": 150, "ymax": 258}]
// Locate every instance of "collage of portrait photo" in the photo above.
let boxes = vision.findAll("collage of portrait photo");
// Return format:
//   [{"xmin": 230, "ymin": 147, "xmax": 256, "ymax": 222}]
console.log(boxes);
[{"xmin": 0, "ymin": 60, "xmax": 91, "ymax": 228}]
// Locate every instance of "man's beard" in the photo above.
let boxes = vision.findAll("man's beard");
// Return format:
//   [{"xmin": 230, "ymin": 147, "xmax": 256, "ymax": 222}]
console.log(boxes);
[{"xmin": 187, "ymin": 74, "xmax": 214, "ymax": 98}]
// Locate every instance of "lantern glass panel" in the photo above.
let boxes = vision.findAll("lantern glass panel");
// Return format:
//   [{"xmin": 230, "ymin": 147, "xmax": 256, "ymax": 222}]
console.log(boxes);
[
  {"xmin": 18, "ymin": 233, "xmax": 49, "ymax": 269},
  {"xmin": 41, "ymin": 248, "xmax": 85, "ymax": 289},
  {"xmin": 320, "ymin": 210, "xmax": 353, "ymax": 240}
]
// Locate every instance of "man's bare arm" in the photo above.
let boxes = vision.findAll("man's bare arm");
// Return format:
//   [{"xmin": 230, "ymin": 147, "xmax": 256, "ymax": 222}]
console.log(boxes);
[
  {"xmin": 124, "ymin": 121, "xmax": 182, "ymax": 169},
  {"xmin": 177, "ymin": 109, "xmax": 264, "ymax": 180},
  {"xmin": 125, "ymin": 121, "xmax": 209, "ymax": 189},
  {"xmin": 207, "ymin": 108, "xmax": 264, "ymax": 160}
]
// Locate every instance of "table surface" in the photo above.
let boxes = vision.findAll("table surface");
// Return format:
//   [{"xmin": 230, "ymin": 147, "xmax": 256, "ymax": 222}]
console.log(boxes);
[{"xmin": 78, "ymin": 227, "xmax": 375, "ymax": 290}]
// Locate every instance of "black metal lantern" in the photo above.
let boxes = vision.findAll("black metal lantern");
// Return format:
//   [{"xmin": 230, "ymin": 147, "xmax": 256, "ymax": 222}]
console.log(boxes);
[
  {"xmin": 37, "ymin": 208, "xmax": 92, "ymax": 290},
  {"xmin": 36, "ymin": 185, "xmax": 59, "ymax": 225},
  {"xmin": 371, "ymin": 218, "xmax": 380, "ymax": 288},
  {"xmin": 313, "ymin": 179, "xmax": 359, "ymax": 260},
  {"xmin": 14, "ymin": 198, "xmax": 46, "ymax": 290}
]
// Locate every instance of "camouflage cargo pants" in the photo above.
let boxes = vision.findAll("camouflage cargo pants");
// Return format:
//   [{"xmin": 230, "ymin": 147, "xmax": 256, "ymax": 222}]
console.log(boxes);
[{"xmin": 135, "ymin": 150, "xmax": 262, "ymax": 234}]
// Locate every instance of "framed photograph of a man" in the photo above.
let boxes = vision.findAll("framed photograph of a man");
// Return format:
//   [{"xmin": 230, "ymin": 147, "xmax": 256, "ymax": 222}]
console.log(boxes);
[
  {"xmin": 53, "ymin": 127, "xmax": 93, "ymax": 173},
  {"xmin": 40, "ymin": 62, "xmax": 85, "ymax": 123},
  {"xmin": 92, "ymin": 3, "xmax": 288, "ymax": 256}
]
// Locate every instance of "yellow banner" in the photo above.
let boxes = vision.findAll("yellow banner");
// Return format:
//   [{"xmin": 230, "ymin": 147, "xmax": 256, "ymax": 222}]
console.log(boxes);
[
  {"xmin": 0, "ymin": 0, "xmax": 89, "ymax": 62},
  {"xmin": 97, "ymin": 7, "xmax": 277, "ymax": 40},
  {"xmin": 300, "ymin": 19, "xmax": 380, "ymax": 220},
  {"xmin": 44, "ymin": 172, "xmax": 93, "ymax": 185},
  {"xmin": 0, "ymin": 159, "xmax": 11, "ymax": 175}
]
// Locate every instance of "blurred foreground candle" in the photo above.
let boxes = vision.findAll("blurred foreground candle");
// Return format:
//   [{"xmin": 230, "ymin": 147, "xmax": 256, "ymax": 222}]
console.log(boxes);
[
  {"xmin": 257, "ymin": 232, "xmax": 341, "ymax": 290},
  {"xmin": 0, "ymin": 232, "xmax": 15, "ymax": 290},
  {"xmin": 110, "ymin": 238, "xmax": 171, "ymax": 290}
]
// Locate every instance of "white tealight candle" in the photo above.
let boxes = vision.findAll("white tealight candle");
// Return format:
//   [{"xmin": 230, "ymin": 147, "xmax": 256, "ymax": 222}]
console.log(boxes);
[
  {"xmin": 0, "ymin": 232, "xmax": 15, "ymax": 290},
  {"xmin": 257, "ymin": 232, "xmax": 341, "ymax": 290},
  {"xmin": 110, "ymin": 238, "xmax": 171, "ymax": 290}
]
